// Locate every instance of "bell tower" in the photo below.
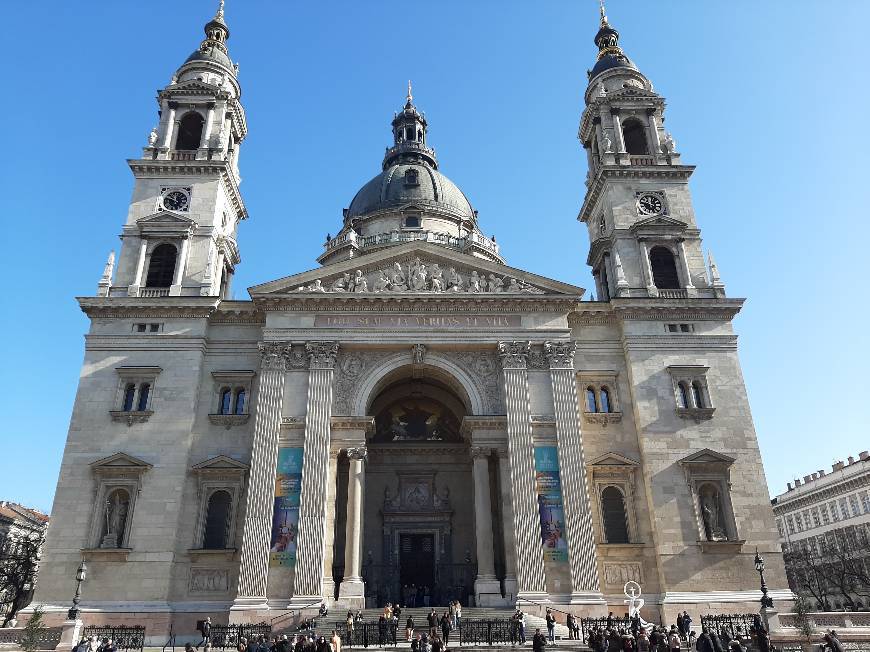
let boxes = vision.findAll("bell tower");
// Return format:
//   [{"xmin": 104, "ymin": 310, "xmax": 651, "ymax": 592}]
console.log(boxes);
[
  {"xmin": 104, "ymin": 0, "xmax": 248, "ymax": 299},
  {"xmin": 577, "ymin": 3, "xmax": 724, "ymax": 301}
]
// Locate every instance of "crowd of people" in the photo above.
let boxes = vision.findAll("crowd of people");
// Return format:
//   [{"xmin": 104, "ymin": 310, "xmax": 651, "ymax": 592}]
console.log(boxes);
[
  {"xmin": 72, "ymin": 636, "xmax": 117, "ymax": 652},
  {"xmin": 582, "ymin": 616, "xmax": 770, "ymax": 652}
]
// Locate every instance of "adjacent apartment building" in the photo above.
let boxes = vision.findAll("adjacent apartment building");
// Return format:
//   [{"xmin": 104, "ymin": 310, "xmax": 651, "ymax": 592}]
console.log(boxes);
[{"xmin": 771, "ymin": 451, "xmax": 870, "ymax": 610}]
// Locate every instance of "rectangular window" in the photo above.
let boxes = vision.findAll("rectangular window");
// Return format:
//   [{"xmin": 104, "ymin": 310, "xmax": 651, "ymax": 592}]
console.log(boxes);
[
  {"xmin": 149, "ymin": 323, "xmax": 160, "ymax": 332},
  {"xmin": 680, "ymin": 324, "xmax": 693, "ymax": 332},
  {"xmin": 135, "ymin": 323, "xmax": 147, "ymax": 332},
  {"xmin": 811, "ymin": 508, "xmax": 821, "ymax": 528},
  {"xmin": 840, "ymin": 497, "xmax": 849, "ymax": 519},
  {"xmin": 861, "ymin": 491, "xmax": 870, "ymax": 514},
  {"xmin": 821, "ymin": 504, "xmax": 830, "ymax": 525},
  {"xmin": 787, "ymin": 515, "xmax": 795, "ymax": 534},
  {"xmin": 830, "ymin": 501, "xmax": 840, "ymax": 521},
  {"xmin": 850, "ymin": 495, "xmax": 860, "ymax": 517},
  {"xmin": 667, "ymin": 324, "xmax": 679, "ymax": 333}
]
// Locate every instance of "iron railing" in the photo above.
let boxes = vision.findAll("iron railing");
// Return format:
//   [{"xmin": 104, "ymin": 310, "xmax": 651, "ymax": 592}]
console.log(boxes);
[
  {"xmin": 578, "ymin": 616, "xmax": 632, "ymax": 643},
  {"xmin": 331, "ymin": 622, "xmax": 399, "ymax": 648},
  {"xmin": 458, "ymin": 618, "xmax": 513, "ymax": 645},
  {"xmin": 700, "ymin": 613, "xmax": 761, "ymax": 638},
  {"xmin": 82, "ymin": 626, "xmax": 145, "ymax": 652},
  {"xmin": 209, "ymin": 623, "xmax": 272, "ymax": 650}
]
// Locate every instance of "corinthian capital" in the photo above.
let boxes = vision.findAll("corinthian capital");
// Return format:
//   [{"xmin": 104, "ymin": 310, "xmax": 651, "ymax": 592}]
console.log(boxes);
[
  {"xmin": 544, "ymin": 340, "xmax": 576, "ymax": 369},
  {"xmin": 306, "ymin": 341, "xmax": 339, "ymax": 370},
  {"xmin": 258, "ymin": 342, "xmax": 293, "ymax": 371},
  {"xmin": 470, "ymin": 446, "xmax": 492, "ymax": 460},
  {"xmin": 498, "ymin": 341, "xmax": 531, "ymax": 370},
  {"xmin": 346, "ymin": 446, "xmax": 368, "ymax": 461}
]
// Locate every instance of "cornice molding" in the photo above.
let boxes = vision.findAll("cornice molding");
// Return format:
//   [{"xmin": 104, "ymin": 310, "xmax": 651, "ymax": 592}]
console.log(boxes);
[
  {"xmin": 78, "ymin": 296, "xmax": 220, "ymax": 319},
  {"xmin": 252, "ymin": 295, "xmax": 580, "ymax": 314},
  {"xmin": 578, "ymin": 166, "xmax": 696, "ymax": 223}
]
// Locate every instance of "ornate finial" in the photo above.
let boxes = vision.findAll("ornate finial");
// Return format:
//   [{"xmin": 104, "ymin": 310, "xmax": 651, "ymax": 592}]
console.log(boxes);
[
  {"xmin": 216, "ymin": 0, "xmax": 225, "ymax": 20},
  {"xmin": 599, "ymin": 0, "xmax": 608, "ymax": 26},
  {"xmin": 407, "ymin": 79, "xmax": 413, "ymax": 103}
]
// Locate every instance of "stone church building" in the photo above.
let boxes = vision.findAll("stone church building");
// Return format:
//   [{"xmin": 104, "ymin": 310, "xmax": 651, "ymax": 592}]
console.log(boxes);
[{"xmin": 33, "ymin": 1, "xmax": 788, "ymax": 634}]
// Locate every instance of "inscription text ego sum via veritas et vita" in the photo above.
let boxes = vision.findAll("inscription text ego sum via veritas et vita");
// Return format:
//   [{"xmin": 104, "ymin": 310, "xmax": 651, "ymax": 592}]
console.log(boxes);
[{"xmin": 313, "ymin": 314, "xmax": 522, "ymax": 329}]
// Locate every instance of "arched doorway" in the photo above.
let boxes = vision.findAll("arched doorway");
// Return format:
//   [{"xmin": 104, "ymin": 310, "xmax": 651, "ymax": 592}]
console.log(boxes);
[{"xmin": 352, "ymin": 369, "xmax": 480, "ymax": 607}]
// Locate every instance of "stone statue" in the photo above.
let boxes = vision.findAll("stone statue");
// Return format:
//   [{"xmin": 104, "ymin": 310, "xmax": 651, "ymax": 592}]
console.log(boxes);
[
  {"xmin": 101, "ymin": 490, "xmax": 128, "ymax": 548},
  {"xmin": 410, "ymin": 258, "xmax": 428, "ymax": 291},
  {"xmin": 469, "ymin": 271, "xmax": 481, "ymax": 293},
  {"xmin": 700, "ymin": 486, "xmax": 727, "ymax": 541},
  {"xmin": 412, "ymin": 343, "xmax": 426, "ymax": 364},
  {"xmin": 447, "ymin": 267, "xmax": 463, "ymax": 291},
  {"xmin": 602, "ymin": 131, "xmax": 613, "ymax": 154},
  {"xmin": 353, "ymin": 269, "xmax": 368, "ymax": 293},
  {"xmin": 507, "ymin": 278, "xmax": 521, "ymax": 292},
  {"xmin": 488, "ymin": 274, "xmax": 504, "ymax": 293},
  {"xmin": 662, "ymin": 132, "xmax": 676, "ymax": 154},
  {"xmin": 373, "ymin": 270, "xmax": 390, "ymax": 293},
  {"xmin": 390, "ymin": 262, "xmax": 407, "ymax": 291},
  {"xmin": 308, "ymin": 279, "xmax": 326, "ymax": 292},
  {"xmin": 597, "ymin": 83, "xmax": 607, "ymax": 98},
  {"xmin": 330, "ymin": 273, "xmax": 351, "ymax": 291},
  {"xmin": 147, "ymin": 127, "xmax": 159, "ymax": 147},
  {"xmin": 430, "ymin": 264, "xmax": 444, "ymax": 292}
]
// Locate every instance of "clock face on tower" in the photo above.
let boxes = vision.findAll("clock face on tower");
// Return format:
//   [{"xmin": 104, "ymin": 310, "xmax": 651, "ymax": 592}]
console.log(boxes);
[
  {"xmin": 637, "ymin": 193, "xmax": 664, "ymax": 216},
  {"xmin": 161, "ymin": 188, "xmax": 190, "ymax": 212}
]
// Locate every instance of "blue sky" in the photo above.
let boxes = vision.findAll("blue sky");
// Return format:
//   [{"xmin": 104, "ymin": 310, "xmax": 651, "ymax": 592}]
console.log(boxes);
[{"xmin": 1, "ymin": 1, "xmax": 867, "ymax": 513}]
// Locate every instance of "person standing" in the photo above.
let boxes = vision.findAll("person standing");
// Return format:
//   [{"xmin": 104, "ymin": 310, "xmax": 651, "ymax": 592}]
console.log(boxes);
[
  {"xmin": 545, "ymin": 610, "xmax": 556, "ymax": 643},
  {"xmin": 566, "ymin": 613, "xmax": 576, "ymax": 641},
  {"xmin": 682, "ymin": 612, "xmax": 692, "ymax": 640},
  {"xmin": 518, "ymin": 610, "xmax": 526, "ymax": 645},
  {"xmin": 532, "ymin": 628, "xmax": 547, "ymax": 652},
  {"xmin": 345, "ymin": 611, "xmax": 354, "ymax": 641},
  {"xmin": 455, "ymin": 600, "xmax": 462, "ymax": 631},
  {"xmin": 695, "ymin": 628, "xmax": 714, "ymax": 652},
  {"xmin": 427, "ymin": 609, "xmax": 438, "ymax": 640},
  {"xmin": 406, "ymin": 615, "xmax": 415, "ymax": 642},
  {"xmin": 330, "ymin": 631, "xmax": 341, "ymax": 652},
  {"xmin": 440, "ymin": 612, "xmax": 451, "ymax": 644},
  {"xmin": 822, "ymin": 631, "xmax": 844, "ymax": 652},
  {"xmin": 668, "ymin": 626, "xmax": 681, "ymax": 652},
  {"xmin": 196, "ymin": 617, "xmax": 212, "ymax": 650}
]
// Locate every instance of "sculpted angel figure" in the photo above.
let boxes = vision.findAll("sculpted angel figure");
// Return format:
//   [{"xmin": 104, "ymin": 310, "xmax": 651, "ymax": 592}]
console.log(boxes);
[
  {"xmin": 468, "ymin": 271, "xmax": 482, "ymax": 293},
  {"xmin": 447, "ymin": 267, "xmax": 463, "ymax": 291},
  {"xmin": 147, "ymin": 127, "xmax": 159, "ymax": 147},
  {"xmin": 373, "ymin": 270, "xmax": 391, "ymax": 293},
  {"xmin": 602, "ymin": 131, "xmax": 613, "ymax": 154},
  {"xmin": 330, "ymin": 272, "xmax": 351, "ymax": 292},
  {"xmin": 390, "ymin": 262, "xmax": 407, "ymax": 291},
  {"xmin": 430, "ymin": 264, "xmax": 444, "ymax": 292},
  {"xmin": 488, "ymin": 274, "xmax": 504, "ymax": 293},
  {"xmin": 353, "ymin": 269, "xmax": 368, "ymax": 292}
]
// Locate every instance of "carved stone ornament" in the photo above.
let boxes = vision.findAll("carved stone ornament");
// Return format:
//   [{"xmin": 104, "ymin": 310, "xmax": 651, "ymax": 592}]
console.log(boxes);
[
  {"xmin": 306, "ymin": 341, "xmax": 339, "ymax": 369},
  {"xmin": 470, "ymin": 446, "xmax": 491, "ymax": 460},
  {"xmin": 411, "ymin": 343, "xmax": 426, "ymax": 365},
  {"xmin": 544, "ymin": 340, "xmax": 576, "ymax": 369},
  {"xmin": 291, "ymin": 256, "xmax": 545, "ymax": 295},
  {"xmin": 346, "ymin": 446, "xmax": 367, "ymax": 461},
  {"xmin": 109, "ymin": 410, "xmax": 153, "ymax": 427},
  {"xmin": 258, "ymin": 342, "xmax": 293, "ymax": 371},
  {"xmin": 498, "ymin": 341, "xmax": 531, "ymax": 370},
  {"xmin": 582, "ymin": 412, "xmax": 623, "ymax": 427},
  {"xmin": 208, "ymin": 413, "xmax": 251, "ymax": 429},
  {"xmin": 189, "ymin": 568, "xmax": 229, "ymax": 593}
]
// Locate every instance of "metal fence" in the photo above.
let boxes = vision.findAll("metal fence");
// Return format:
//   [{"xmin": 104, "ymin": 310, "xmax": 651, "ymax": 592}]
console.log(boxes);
[
  {"xmin": 209, "ymin": 623, "xmax": 272, "ymax": 650},
  {"xmin": 578, "ymin": 617, "xmax": 632, "ymax": 643},
  {"xmin": 457, "ymin": 618, "xmax": 513, "ymax": 645},
  {"xmin": 331, "ymin": 622, "xmax": 399, "ymax": 647},
  {"xmin": 700, "ymin": 613, "xmax": 761, "ymax": 638},
  {"xmin": 82, "ymin": 626, "xmax": 146, "ymax": 652}
]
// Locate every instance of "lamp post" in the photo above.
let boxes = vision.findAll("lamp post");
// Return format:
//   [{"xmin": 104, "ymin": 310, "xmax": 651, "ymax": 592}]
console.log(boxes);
[
  {"xmin": 67, "ymin": 560, "xmax": 87, "ymax": 620},
  {"xmin": 754, "ymin": 548, "xmax": 774, "ymax": 609}
]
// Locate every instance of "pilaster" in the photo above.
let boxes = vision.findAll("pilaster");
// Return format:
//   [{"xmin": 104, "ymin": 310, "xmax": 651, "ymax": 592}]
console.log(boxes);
[
  {"xmin": 544, "ymin": 341, "xmax": 607, "ymax": 610},
  {"xmin": 498, "ymin": 341, "xmax": 548, "ymax": 602},
  {"xmin": 291, "ymin": 341, "xmax": 339, "ymax": 603},
  {"xmin": 231, "ymin": 342, "xmax": 292, "ymax": 615}
]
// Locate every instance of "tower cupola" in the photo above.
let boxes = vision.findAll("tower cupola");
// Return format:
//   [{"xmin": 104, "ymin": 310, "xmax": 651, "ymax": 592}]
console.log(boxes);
[
  {"xmin": 383, "ymin": 82, "xmax": 438, "ymax": 170},
  {"xmin": 589, "ymin": 1, "xmax": 638, "ymax": 81}
]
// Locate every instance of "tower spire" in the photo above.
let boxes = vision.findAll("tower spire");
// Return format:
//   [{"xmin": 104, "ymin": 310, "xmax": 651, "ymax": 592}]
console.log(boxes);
[
  {"xmin": 407, "ymin": 80, "xmax": 413, "ymax": 104},
  {"xmin": 216, "ymin": 0, "xmax": 225, "ymax": 20},
  {"xmin": 599, "ymin": 0, "xmax": 608, "ymax": 26}
]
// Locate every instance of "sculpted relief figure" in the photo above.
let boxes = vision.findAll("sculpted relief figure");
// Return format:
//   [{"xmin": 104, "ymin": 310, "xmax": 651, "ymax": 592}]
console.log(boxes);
[
  {"xmin": 447, "ymin": 267, "xmax": 463, "ymax": 291},
  {"xmin": 410, "ymin": 258, "xmax": 428, "ymax": 290},
  {"xmin": 468, "ymin": 271, "xmax": 482, "ymax": 293},
  {"xmin": 101, "ymin": 489, "xmax": 129, "ymax": 548},
  {"xmin": 430, "ymin": 264, "xmax": 444, "ymax": 292},
  {"xmin": 331, "ymin": 272, "xmax": 351, "ymax": 291},
  {"xmin": 353, "ymin": 269, "xmax": 368, "ymax": 292},
  {"xmin": 373, "ymin": 270, "xmax": 391, "ymax": 293},
  {"xmin": 390, "ymin": 262, "xmax": 407, "ymax": 291},
  {"xmin": 488, "ymin": 274, "xmax": 503, "ymax": 292}
]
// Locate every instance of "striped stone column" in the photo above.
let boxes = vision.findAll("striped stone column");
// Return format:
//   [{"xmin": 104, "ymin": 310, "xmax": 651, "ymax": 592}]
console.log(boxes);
[
  {"xmin": 291, "ymin": 341, "xmax": 339, "ymax": 602},
  {"xmin": 545, "ymin": 340, "xmax": 606, "ymax": 606},
  {"xmin": 498, "ymin": 341, "xmax": 548, "ymax": 601},
  {"xmin": 232, "ymin": 342, "xmax": 292, "ymax": 611}
]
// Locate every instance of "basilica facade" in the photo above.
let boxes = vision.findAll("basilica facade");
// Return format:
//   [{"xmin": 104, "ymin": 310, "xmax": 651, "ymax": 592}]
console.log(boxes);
[{"xmin": 33, "ymin": 2, "xmax": 789, "ymax": 637}]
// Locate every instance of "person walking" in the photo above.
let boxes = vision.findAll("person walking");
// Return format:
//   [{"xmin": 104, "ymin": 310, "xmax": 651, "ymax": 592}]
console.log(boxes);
[
  {"xmin": 440, "ymin": 612, "xmax": 451, "ymax": 645},
  {"xmin": 455, "ymin": 600, "xmax": 462, "ymax": 631},
  {"xmin": 532, "ymin": 628, "xmax": 547, "ymax": 652},
  {"xmin": 695, "ymin": 628, "xmax": 714, "ymax": 652},
  {"xmin": 545, "ymin": 610, "xmax": 556, "ymax": 643},
  {"xmin": 406, "ymin": 615, "xmax": 415, "ymax": 642},
  {"xmin": 518, "ymin": 610, "xmax": 526, "ymax": 645},
  {"xmin": 427, "ymin": 608, "xmax": 438, "ymax": 640},
  {"xmin": 345, "ymin": 611, "xmax": 354, "ymax": 641},
  {"xmin": 196, "ymin": 617, "xmax": 212, "ymax": 650},
  {"xmin": 330, "ymin": 631, "xmax": 341, "ymax": 652},
  {"xmin": 681, "ymin": 612, "xmax": 692, "ymax": 639}
]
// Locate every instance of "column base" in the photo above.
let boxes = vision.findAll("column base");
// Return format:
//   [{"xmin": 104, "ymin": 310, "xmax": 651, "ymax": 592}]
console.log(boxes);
[
  {"xmin": 287, "ymin": 594, "xmax": 324, "ymax": 608},
  {"xmin": 567, "ymin": 592, "xmax": 608, "ymax": 610},
  {"xmin": 59, "ymin": 619, "xmax": 84, "ymax": 650},
  {"xmin": 169, "ymin": 284, "xmax": 183, "ymax": 296},
  {"xmin": 229, "ymin": 598, "xmax": 271, "ymax": 625},
  {"xmin": 516, "ymin": 591, "xmax": 550, "ymax": 605},
  {"xmin": 503, "ymin": 576, "xmax": 519, "ymax": 602},
  {"xmin": 338, "ymin": 577, "xmax": 366, "ymax": 609},
  {"xmin": 474, "ymin": 577, "xmax": 503, "ymax": 607}
]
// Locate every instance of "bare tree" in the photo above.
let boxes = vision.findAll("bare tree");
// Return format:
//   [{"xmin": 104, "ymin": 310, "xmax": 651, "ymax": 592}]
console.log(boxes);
[
  {"xmin": 784, "ymin": 544, "xmax": 832, "ymax": 611},
  {"xmin": 0, "ymin": 533, "xmax": 43, "ymax": 626}
]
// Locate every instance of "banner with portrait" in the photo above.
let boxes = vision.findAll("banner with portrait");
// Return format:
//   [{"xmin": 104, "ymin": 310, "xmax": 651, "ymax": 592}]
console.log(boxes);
[
  {"xmin": 534, "ymin": 446, "xmax": 568, "ymax": 562},
  {"xmin": 269, "ymin": 447, "xmax": 303, "ymax": 567}
]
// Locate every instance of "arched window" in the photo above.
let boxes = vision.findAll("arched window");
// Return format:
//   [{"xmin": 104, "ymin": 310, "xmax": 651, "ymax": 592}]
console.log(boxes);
[
  {"xmin": 692, "ymin": 381, "xmax": 705, "ymax": 408},
  {"xmin": 586, "ymin": 387, "xmax": 598, "ymax": 413},
  {"xmin": 137, "ymin": 383, "xmax": 151, "ymax": 411},
  {"xmin": 622, "ymin": 119, "xmax": 648, "ymax": 155},
  {"xmin": 202, "ymin": 490, "xmax": 232, "ymax": 549},
  {"xmin": 233, "ymin": 388, "xmax": 246, "ymax": 415},
  {"xmin": 601, "ymin": 486, "xmax": 630, "ymax": 543},
  {"xmin": 405, "ymin": 127, "xmax": 415, "ymax": 141},
  {"xmin": 123, "ymin": 383, "xmax": 136, "ymax": 412},
  {"xmin": 145, "ymin": 244, "xmax": 177, "ymax": 288},
  {"xmin": 176, "ymin": 112, "xmax": 205, "ymax": 150},
  {"xmin": 649, "ymin": 246, "xmax": 680, "ymax": 289},
  {"xmin": 677, "ymin": 382, "xmax": 690, "ymax": 409},
  {"xmin": 219, "ymin": 388, "xmax": 232, "ymax": 415},
  {"xmin": 600, "ymin": 387, "xmax": 612, "ymax": 413}
]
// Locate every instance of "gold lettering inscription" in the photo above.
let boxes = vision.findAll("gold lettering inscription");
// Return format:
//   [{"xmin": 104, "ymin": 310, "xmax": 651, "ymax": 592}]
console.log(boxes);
[{"xmin": 313, "ymin": 314, "xmax": 521, "ymax": 329}]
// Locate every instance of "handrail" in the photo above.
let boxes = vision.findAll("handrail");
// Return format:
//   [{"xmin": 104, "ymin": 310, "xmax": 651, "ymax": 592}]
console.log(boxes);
[
  {"xmin": 269, "ymin": 600, "xmax": 323, "ymax": 625},
  {"xmin": 513, "ymin": 595, "xmax": 573, "ymax": 618}
]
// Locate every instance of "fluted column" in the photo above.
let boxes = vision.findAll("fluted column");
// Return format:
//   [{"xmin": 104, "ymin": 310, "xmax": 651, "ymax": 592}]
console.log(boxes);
[
  {"xmin": 291, "ymin": 341, "xmax": 339, "ymax": 603},
  {"xmin": 545, "ymin": 341, "xmax": 606, "ymax": 608},
  {"xmin": 231, "ymin": 342, "xmax": 292, "ymax": 613},
  {"xmin": 338, "ymin": 446, "xmax": 367, "ymax": 606},
  {"xmin": 498, "ymin": 341, "xmax": 548, "ymax": 601},
  {"xmin": 496, "ymin": 449, "xmax": 519, "ymax": 599}
]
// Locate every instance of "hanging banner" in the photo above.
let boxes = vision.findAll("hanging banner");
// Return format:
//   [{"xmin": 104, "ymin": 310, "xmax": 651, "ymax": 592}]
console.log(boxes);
[
  {"xmin": 534, "ymin": 446, "xmax": 568, "ymax": 562},
  {"xmin": 269, "ymin": 447, "xmax": 303, "ymax": 567}
]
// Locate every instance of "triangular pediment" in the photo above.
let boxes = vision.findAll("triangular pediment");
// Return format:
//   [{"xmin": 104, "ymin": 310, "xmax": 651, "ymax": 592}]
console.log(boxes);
[
  {"xmin": 249, "ymin": 241, "xmax": 585, "ymax": 298},
  {"xmin": 677, "ymin": 448, "xmax": 735, "ymax": 466},
  {"xmin": 191, "ymin": 455, "xmax": 249, "ymax": 471},
  {"xmin": 90, "ymin": 452, "xmax": 153, "ymax": 469},
  {"xmin": 630, "ymin": 215, "xmax": 687, "ymax": 232},
  {"xmin": 137, "ymin": 211, "xmax": 198, "ymax": 227},
  {"xmin": 590, "ymin": 451, "xmax": 640, "ymax": 467}
]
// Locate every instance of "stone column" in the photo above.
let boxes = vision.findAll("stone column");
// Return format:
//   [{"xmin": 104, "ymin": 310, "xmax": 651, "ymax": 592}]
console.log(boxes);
[
  {"xmin": 498, "ymin": 341, "xmax": 548, "ymax": 601},
  {"xmin": 471, "ymin": 446, "xmax": 501, "ymax": 604},
  {"xmin": 639, "ymin": 239, "xmax": 658, "ymax": 296},
  {"xmin": 677, "ymin": 238, "xmax": 695, "ymax": 289},
  {"xmin": 169, "ymin": 236, "xmax": 190, "ymax": 296},
  {"xmin": 338, "ymin": 446, "xmax": 367, "ymax": 606},
  {"xmin": 291, "ymin": 341, "xmax": 339, "ymax": 604},
  {"xmin": 128, "ymin": 239, "xmax": 148, "ymax": 296},
  {"xmin": 646, "ymin": 108, "xmax": 662, "ymax": 156},
  {"xmin": 201, "ymin": 103, "xmax": 216, "ymax": 149},
  {"xmin": 231, "ymin": 342, "xmax": 292, "ymax": 614},
  {"xmin": 496, "ymin": 449, "xmax": 519, "ymax": 599},
  {"xmin": 544, "ymin": 341, "xmax": 606, "ymax": 608},
  {"xmin": 610, "ymin": 109, "xmax": 626, "ymax": 153},
  {"xmin": 321, "ymin": 450, "xmax": 340, "ymax": 602},
  {"xmin": 161, "ymin": 102, "xmax": 177, "ymax": 149}
]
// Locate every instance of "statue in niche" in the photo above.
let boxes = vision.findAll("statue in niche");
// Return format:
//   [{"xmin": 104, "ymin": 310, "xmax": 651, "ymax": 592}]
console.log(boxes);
[
  {"xmin": 699, "ymin": 484, "xmax": 728, "ymax": 541},
  {"xmin": 602, "ymin": 131, "xmax": 613, "ymax": 154},
  {"xmin": 410, "ymin": 258, "xmax": 428, "ymax": 290},
  {"xmin": 101, "ymin": 489, "xmax": 129, "ymax": 548}
]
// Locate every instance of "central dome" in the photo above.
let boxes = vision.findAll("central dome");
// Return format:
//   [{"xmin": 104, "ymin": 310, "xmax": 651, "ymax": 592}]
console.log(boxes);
[{"xmin": 347, "ymin": 163, "xmax": 475, "ymax": 220}]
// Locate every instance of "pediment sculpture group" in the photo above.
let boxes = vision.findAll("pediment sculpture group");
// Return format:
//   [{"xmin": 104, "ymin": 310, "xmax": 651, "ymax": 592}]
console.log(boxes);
[{"xmin": 294, "ymin": 257, "xmax": 544, "ymax": 294}]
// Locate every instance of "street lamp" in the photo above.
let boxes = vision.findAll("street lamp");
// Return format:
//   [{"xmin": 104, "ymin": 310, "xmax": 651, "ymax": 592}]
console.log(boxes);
[
  {"xmin": 67, "ymin": 560, "xmax": 87, "ymax": 620},
  {"xmin": 754, "ymin": 548, "xmax": 774, "ymax": 609}
]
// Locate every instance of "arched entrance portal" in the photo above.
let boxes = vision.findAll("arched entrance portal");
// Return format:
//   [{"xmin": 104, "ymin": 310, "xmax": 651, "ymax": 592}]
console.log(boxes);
[{"xmin": 360, "ymin": 369, "xmax": 478, "ymax": 607}]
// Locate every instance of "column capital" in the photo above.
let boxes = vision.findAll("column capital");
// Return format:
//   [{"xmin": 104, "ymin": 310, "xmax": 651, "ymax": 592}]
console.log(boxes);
[
  {"xmin": 498, "ymin": 341, "xmax": 531, "ymax": 370},
  {"xmin": 544, "ymin": 340, "xmax": 576, "ymax": 370},
  {"xmin": 258, "ymin": 342, "xmax": 293, "ymax": 371},
  {"xmin": 306, "ymin": 341, "xmax": 339, "ymax": 369},
  {"xmin": 470, "ymin": 446, "xmax": 492, "ymax": 460},
  {"xmin": 346, "ymin": 446, "xmax": 368, "ymax": 461}
]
